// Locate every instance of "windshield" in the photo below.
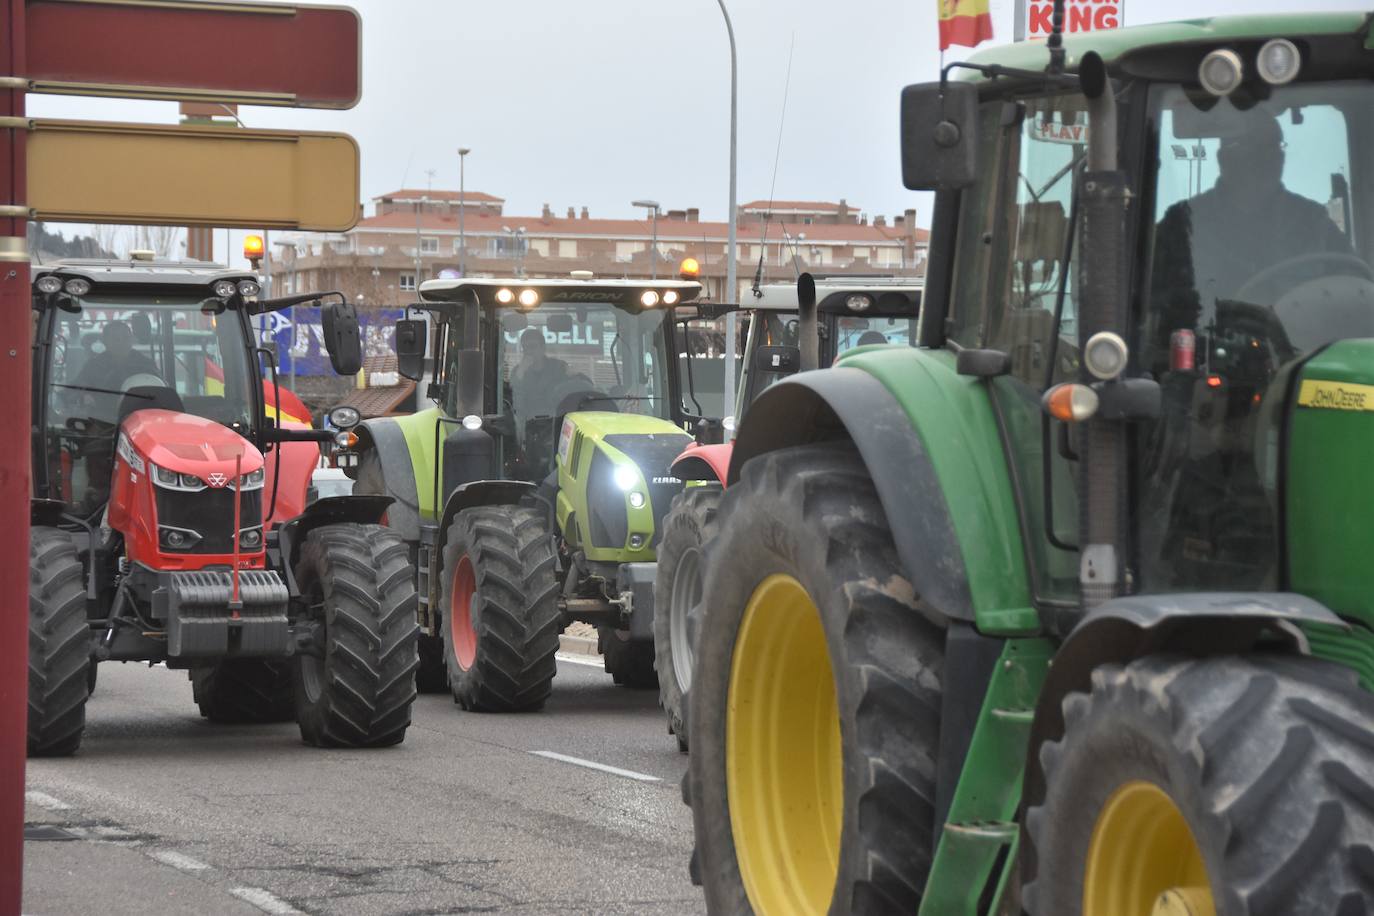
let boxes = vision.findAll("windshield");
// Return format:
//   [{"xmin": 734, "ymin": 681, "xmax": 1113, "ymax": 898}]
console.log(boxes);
[
  {"xmin": 497, "ymin": 303, "xmax": 671, "ymax": 477},
  {"xmin": 39, "ymin": 294, "xmax": 256, "ymax": 513},
  {"xmin": 1137, "ymin": 81, "xmax": 1374, "ymax": 592}
]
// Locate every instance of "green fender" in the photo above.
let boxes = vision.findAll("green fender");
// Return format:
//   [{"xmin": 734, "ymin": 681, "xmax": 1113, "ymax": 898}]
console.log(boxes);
[
  {"xmin": 353, "ymin": 406, "xmax": 446, "ymax": 542},
  {"xmin": 728, "ymin": 347, "xmax": 1037, "ymax": 633}
]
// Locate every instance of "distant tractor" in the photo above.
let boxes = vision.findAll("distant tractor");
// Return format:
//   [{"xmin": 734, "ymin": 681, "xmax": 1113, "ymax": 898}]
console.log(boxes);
[
  {"xmin": 685, "ymin": 12, "xmax": 1374, "ymax": 915},
  {"xmin": 29, "ymin": 257, "xmax": 419, "ymax": 756},
  {"xmin": 654, "ymin": 276, "xmax": 921, "ymax": 750},
  {"xmin": 339, "ymin": 275, "xmax": 705, "ymax": 709}
]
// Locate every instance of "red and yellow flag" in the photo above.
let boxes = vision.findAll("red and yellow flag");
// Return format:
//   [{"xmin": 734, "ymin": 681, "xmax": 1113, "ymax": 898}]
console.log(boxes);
[{"xmin": 939, "ymin": 0, "xmax": 994, "ymax": 50}]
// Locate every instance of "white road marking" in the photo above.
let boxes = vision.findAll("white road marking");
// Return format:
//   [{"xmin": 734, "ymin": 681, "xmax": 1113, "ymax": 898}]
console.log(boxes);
[
  {"xmin": 231, "ymin": 887, "xmax": 303, "ymax": 915},
  {"xmin": 555, "ymin": 652, "xmax": 605, "ymax": 669},
  {"xmin": 25, "ymin": 791, "xmax": 71, "ymax": 811},
  {"xmin": 149, "ymin": 849, "xmax": 210, "ymax": 872},
  {"xmin": 531, "ymin": 750, "xmax": 660, "ymax": 783}
]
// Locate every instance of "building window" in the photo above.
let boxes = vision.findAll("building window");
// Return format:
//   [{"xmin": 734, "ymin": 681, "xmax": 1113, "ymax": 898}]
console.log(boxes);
[
  {"xmin": 400, "ymin": 273, "xmax": 416, "ymax": 291},
  {"xmin": 420, "ymin": 237, "xmax": 439, "ymax": 254},
  {"xmin": 803, "ymin": 217, "xmax": 813, "ymax": 225},
  {"xmin": 558, "ymin": 240, "xmax": 577, "ymax": 259}
]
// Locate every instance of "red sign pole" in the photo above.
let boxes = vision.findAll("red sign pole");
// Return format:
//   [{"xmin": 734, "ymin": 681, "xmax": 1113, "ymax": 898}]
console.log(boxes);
[{"xmin": 0, "ymin": 0, "xmax": 28, "ymax": 908}]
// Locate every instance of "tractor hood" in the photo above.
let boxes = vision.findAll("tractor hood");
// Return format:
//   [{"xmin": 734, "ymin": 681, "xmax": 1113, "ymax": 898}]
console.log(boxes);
[
  {"xmin": 555, "ymin": 411, "xmax": 692, "ymax": 563},
  {"xmin": 121, "ymin": 409, "xmax": 264, "ymax": 480}
]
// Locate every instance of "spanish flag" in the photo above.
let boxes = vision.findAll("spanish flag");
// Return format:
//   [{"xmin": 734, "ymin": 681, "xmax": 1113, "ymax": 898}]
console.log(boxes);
[
  {"xmin": 939, "ymin": 0, "xmax": 994, "ymax": 50},
  {"xmin": 263, "ymin": 380, "xmax": 313, "ymax": 428}
]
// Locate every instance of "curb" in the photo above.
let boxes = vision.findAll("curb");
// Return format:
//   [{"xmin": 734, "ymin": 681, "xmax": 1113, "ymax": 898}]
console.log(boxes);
[{"xmin": 558, "ymin": 634, "xmax": 600, "ymax": 657}]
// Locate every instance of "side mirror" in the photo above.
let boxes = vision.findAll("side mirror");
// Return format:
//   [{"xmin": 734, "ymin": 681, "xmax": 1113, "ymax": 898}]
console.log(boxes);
[
  {"xmin": 321, "ymin": 300, "xmax": 362, "ymax": 376},
  {"xmin": 901, "ymin": 81, "xmax": 978, "ymax": 191},
  {"xmin": 755, "ymin": 345, "xmax": 800, "ymax": 374},
  {"xmin": 395, "ymin": 319, "xmax": 427, "ymax": 381}
]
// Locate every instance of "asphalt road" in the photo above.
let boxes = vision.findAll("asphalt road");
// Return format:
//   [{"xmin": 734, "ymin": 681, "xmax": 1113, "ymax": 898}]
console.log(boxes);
[{"xmin": 23, "ymin": 654, "xmax": 704, "ymax": 916}]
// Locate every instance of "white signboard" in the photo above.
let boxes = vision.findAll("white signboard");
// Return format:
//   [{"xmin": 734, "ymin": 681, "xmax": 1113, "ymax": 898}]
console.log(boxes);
[{"xmin": 1015, "ymin": 0, "xmax": 1123, "ymax": 42}]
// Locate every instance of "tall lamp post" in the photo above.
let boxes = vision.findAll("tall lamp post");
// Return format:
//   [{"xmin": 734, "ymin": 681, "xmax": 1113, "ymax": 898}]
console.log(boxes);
[
  {"xmin": 413, "ymin": 195, "xmax": 428, "ymax": 292},
  {"xmin": 716, "ymin": 0, "xmax": 739, "ymax": 427},
  {"xmin": 631, "ymin": 199, "xmax": 661, "ymax": 280},
  {"xmin": 458, "ymin": 147, "xmax": 470, "ymax": 277}
]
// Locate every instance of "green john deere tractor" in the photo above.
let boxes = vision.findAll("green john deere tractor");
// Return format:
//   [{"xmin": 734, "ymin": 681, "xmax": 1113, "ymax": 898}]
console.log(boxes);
[
  {"xmin": 339, "ymin": 276, "xmax": 704, "ymax": 709},
  {"xmin": 686, "ymin": 11, "xmax": 1374, "ymax": 915}
]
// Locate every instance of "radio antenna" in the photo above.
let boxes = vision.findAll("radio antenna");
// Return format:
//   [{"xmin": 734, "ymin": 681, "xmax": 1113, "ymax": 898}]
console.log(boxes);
[{"xmin": 752, "ymin": 31, "xmax": 797, "ymax": 299}]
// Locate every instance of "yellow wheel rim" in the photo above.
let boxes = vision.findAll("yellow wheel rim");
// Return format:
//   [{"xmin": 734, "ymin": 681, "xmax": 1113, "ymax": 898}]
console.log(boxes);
[
  {"xmin": 1084, "ymin": 780, "xmax": 1216, "ymax": 916},
  {"xmin": 726, "ymin": 574, "xmax": 842, "ymax": 914}
]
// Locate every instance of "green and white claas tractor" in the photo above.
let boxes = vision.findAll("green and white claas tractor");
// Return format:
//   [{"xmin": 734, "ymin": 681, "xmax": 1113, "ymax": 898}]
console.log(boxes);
[
  {"xmin": 685, "ymin": 11, "xmax": 1374, "ymax": 916},
  {"xmin": 339, "ymin": 275, "xmax": 704, "ymax": 709}
]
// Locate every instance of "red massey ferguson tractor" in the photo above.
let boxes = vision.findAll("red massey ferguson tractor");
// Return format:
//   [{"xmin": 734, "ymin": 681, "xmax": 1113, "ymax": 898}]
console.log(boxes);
[{"xmin": 28, "ymin": 257, "xmax": 419, "ymax": 756}]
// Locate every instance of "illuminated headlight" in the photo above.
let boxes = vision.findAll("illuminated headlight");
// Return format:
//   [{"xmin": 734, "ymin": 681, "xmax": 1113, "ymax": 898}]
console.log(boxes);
[
  {"xmin": 518, "ymin": 289, "xmax": 540, "ymax": 309},
  {"xmin": 237, "ymin": 467, "xmax": 266, "ymax": 490},
  {"xmin": 36, "ymin": 276, "xmax": 63, "ymax": 294},
  {"xmin": 628, "ymin": 491, "xmax": 646, "ymax": 509},
  {"xmin": 628, "ymin": 534, "xmax": 647, "ymax": 550},
  {"xmin": 496, "ymin": 287, "xmax": 515, "ymax": 305},
  {"xmin": 640, "ymin": 290, "xmax": 660, "ymax": 308},
  {"xmin": 237, "ymin": 279, "xmax": 261, "ymax": 298},
  {"xmin": 722, "ymin": 415, "xmax": 737, "ymax": 433},
  {"xmin": 462, "ymin": 414, "xmax": 483, "ymax": 431},
  {"xmin": 151, "ymin": 464, "xmax": 206, "ymax": 491},
  {"xmin": 63, "ymin": 278, "xmax": 91, "ymax": 297},
  {"xmin": 846, "ymin": 294, "xmax": 873, "ymax": 312},
  {"xmin": 613, "ymin": 464, "xmax": 639, "ymax": 492},
  {"xmin": 213, "ymin": 279, "xmax": 238, "ymax": 299},
  {"xmin": 238, "ymin": 527, "xmax": 263, "ymax": 550},
  {"xmin": 1083, "ymin": 331, "xmax": 1129, "ymax": 381},
  {"xmin": 329, "ymin": 406, "xmax": 361, "ymax": 429},
  {"xmin": 663, "ymin": 290, "xmax": 680, "ymax": 306},
  {"xmin": 158, "ymin": 526, "xmax": 202, "ymax": 551},
  {"xmin": 1257, "ymin": 39, "xmax": 1300, "ymax": 86},
  {"xmin": 1199, "ymin": 48, "xmax": 1243, "ymax": 97}
]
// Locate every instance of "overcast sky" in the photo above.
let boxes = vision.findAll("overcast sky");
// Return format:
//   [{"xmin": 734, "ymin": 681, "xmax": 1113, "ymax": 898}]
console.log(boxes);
[{"xmin": 29, "ymin": 0, "xmax": 1371, "ymax": 267}]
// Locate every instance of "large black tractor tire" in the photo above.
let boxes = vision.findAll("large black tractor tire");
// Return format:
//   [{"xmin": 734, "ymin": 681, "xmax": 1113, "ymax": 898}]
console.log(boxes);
[
  {"xmin": 598, "ymin": 626, "xmax": 657, "ymax": 689},
  {"xmin": 686, "ymin": 443, "xmax": 944, "ymax": 914},
  {"xmin": 190, "ymin": 660, "xmax": 295, "ymax": 723},
  {"xmin": 439, "ymin": 505, "xmax": 561, "ymax": 712},
  {"xmin": 1026, "ymin": 654, "xmax": 1374, "ymax": 916},
  {"xmin": 653, "ymin": 485, "xmax": 721, "ymax": 750},
  {"xmin": 415, "ymin": 632, "xmax": 449, "ymax": 694},
  {"xmin": 293, "ymin": 524, "xmax": 419, "ymax": 748},
  {"xmin": 28, "ymin": 527, "xmax": 91, "ymax": 758}
]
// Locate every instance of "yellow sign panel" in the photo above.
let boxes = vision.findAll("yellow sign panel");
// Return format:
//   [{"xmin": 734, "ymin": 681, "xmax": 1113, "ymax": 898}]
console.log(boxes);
[
  {"xmin": 27, "ymin": 119, "xmax": 360, "ymax": 232},
  {"xmin": 1296, "ymin": 379, "xmax": 1374, "ymax": 412}
]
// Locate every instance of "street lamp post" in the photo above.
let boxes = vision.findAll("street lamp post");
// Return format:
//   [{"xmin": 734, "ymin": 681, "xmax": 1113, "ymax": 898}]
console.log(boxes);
[
  {"xmin": 414, "ymin": 195, "xmax": 428, "ymax": 292},
  {"xmin": 631, "ymin": 200, "xmax": 661, "ymax": 280},
  {"xmin": 716, "ymin": 0, "xmax": 740, "ymax": 427},
  {"xmin": 458, "ymin": 147, "xmax": 470, "ymax": 277}
]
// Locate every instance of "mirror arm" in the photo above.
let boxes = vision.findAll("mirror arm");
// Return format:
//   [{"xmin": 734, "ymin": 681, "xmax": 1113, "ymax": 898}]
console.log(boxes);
[
  {"xmin": 248, "ymin": 290, "xmax": 345, "ymax": 316},
  {"xmin": 939, "ymin": 60, "xmax": 1079, "ymax": 89}
]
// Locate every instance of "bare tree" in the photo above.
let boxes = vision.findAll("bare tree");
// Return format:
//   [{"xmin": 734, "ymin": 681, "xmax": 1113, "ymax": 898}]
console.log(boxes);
[
  {"xmin": 134, "ymin": 225, "xmax": 181, "ymax": 258},
  {"xmin": 90, "ymin": 225, "xmax": 127, "ymax": 259}
]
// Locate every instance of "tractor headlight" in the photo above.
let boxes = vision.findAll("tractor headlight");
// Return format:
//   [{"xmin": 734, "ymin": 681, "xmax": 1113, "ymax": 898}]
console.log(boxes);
[
  {"xmin": 1083, "ymin": 331, "xmax": 1129, "ymax": 381},
  {"xmin": 1257, "ymin": 39, "xmax": 1300, "ymax": 86},
  {"xmin": 518, "ymin": 289, "xmax": 540, "ymax": 309},
  {"xmin": 150, "ymin": 463, "xmax": 207, "ymax": 491},
  {"xmin": 613, "ymin": 465, "xmax": 639, "ymax": 492},
  {"xmin": 63, "ymin": 278, "xmax": 91, "ymax": 297},
  {"xmin": 213, "ymin": 279, "xmax": 239, "ymax": 299},
  {"xmin": 640, "ymin": 290, "xmax": 660, "ymax": 308},
  {"xmin": 628, "ymin": 534, "xmax": 647, "ymax": 550},
  {"xmin": 36, "ymin": 276, "xmax": 63, "ymax": 294},
  {"xmin": 238, "ymin": 527, "xmax": 263, "ymax": 549},
  {"xmin": 328, "ymin": 406, "xmax": 361, "ymax": 429},
  {"xmin": 846, "ymin": 294, "xmax": 873, "ymax": 312},
  {"xmin": 237, "ymin": 279, "xmax": 261, "ymax": 298},
  {"xmin": 462, "ymin": 414, "xmax": 483, "ymax": 430},
  {"xmin": 158, "ymin": 526, "xmax": 202, "ymax": 551},
  {"xmin": 628, "ymin": 491, "xmax": 646, "ymax": 509},
  {"xmin": 663, "ymin": 290, "xmax": 680, "ymax": 306},
  {"xmin": 237, "ymin": 467, "xmax": 265, "ymax": 490},
  {"xmin": 496, "ymin": 287, "xmax": 515, "ymax": 305},
  {"xmin": 1199, "ymin": 48, "xmax": 1243, "ymax": 97}
]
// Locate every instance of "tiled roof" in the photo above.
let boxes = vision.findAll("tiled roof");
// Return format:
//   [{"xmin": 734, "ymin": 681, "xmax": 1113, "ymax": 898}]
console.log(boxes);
[
  {"xmin": 374, "ymin": 189, "xmax": 504, "ymax": 204},
  {"xmin": 333, "ymin": 382, "xmax": 415, "ymax": 419},
  {"xmin": 354, "ymin": 209, "xmax": 927, "ymax": 244},
  {"xmin": 362, "ymin": 352, "xmax": 398, "ymax": 375},
  {"xmin": 739, "ymin": 199, "xmax": 851, "ymax": 212}
]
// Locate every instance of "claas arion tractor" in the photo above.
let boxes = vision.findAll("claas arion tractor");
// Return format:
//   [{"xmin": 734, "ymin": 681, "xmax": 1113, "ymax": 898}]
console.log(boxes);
[
  {"xmin": 29, "ymin": 256, "xmax": 418, "ymax": 756},
  {"xmin": 685, "ymin": 11, "xmax": 1374, "ymax": 915}
]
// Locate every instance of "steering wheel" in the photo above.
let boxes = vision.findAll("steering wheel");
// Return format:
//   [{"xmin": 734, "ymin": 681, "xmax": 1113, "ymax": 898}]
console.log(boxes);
[{"xmin": 1233, "ymin": 251, "xmax": 1374, "ymax": 304}]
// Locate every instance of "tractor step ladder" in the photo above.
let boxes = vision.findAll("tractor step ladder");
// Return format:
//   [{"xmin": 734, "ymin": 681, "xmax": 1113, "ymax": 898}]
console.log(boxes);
[{"xmin": 917, "ymin": 639, "xmax": 1054, "ymax": 916}]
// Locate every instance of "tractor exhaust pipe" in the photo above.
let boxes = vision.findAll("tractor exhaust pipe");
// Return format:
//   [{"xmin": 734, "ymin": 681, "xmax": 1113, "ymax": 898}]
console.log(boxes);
[
  {"xmin": 1076, "ymin": 52, "xmax": 1130, "ymax": 608},
  {"xmin": 797, "ymin": 273, "xmax": 819, "ymax": 372}
]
